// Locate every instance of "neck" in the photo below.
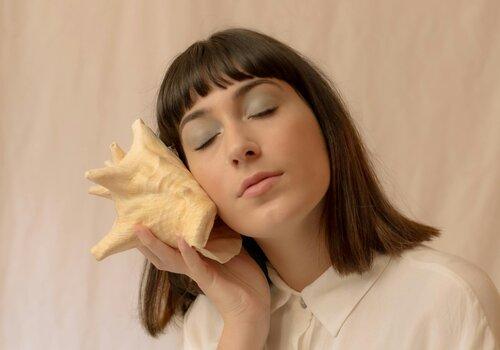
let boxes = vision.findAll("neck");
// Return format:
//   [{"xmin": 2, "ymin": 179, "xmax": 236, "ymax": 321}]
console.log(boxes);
[{"xmin": 253, "ymin": 200, "xmax": 331, "ymax": 292}]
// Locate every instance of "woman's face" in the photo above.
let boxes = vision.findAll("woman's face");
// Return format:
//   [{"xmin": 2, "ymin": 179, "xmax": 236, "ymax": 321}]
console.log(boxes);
[{"xmin": 179, "ymin": 77, "xmax": 330, "ymax": 238}]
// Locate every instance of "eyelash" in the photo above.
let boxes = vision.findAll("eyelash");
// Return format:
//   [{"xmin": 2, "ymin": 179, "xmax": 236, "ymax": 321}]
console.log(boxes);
[{"xmin": 194, "ymin": 106, "xmax": 279, "ymax": 151}]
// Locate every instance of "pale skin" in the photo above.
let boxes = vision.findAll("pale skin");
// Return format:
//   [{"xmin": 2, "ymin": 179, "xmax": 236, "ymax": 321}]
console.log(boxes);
[
  {"xmin": 179, "ymin": 76, "xmax": 332, "ymax": 293},
  {"xmin": 133, "ymin": 76, "xmax": 332, "ymax": 335}
]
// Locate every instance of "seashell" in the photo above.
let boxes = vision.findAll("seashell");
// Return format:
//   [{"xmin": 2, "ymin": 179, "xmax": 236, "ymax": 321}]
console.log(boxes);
[{"xmin": 84, "ymin": 117, "xmax": 242, "ymax": 264}]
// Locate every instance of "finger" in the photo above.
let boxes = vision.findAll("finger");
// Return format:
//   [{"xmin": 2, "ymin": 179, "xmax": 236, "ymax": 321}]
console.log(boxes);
[
  {"xmin": 136, "ymin": 245, "xmax": 164, "ymax": 270},
  {"xmin": 134, "ymin": 225, "xmax": 186, "ymax": 274},
  {"xmin": 177, "ymin": 237, "xmax": 213, "ymax": 289},
  {"xmin": 135, "ymin": 225, "xmax": 177, "ymax": 255},
  {"xmin": 136, "ymin": 228, "xmax": 174, "ymax": 247}
]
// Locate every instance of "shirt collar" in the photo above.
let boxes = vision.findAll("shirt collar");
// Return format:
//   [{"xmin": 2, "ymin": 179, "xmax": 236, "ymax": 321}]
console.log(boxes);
[{"xmin": 265, "ymin": 252, "xmax": 393, "ymax": 338}]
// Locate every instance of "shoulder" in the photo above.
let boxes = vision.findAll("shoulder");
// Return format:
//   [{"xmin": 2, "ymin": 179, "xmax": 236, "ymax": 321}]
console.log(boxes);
[
  {"xmin": 396, "ymin": 244, "xmax": 499, "ymax": 313},
  {"xmin": 388, "ymin": 243, "xmax": 500, "ymax": 344},
  {"xmin": 181, "ymin": 294, "xmax": 224, "ymax": 349}
]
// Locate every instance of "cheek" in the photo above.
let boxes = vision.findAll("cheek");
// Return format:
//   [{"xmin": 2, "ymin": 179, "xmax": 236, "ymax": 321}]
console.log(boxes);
[
  {"xmin": 189, "ymin": 165, "xmax": 238, "ymax": 224},
  {"xmin": 274, "ymin": 112, "xmax": 330, "ymax": 196},
  {"xmin": 190, "ymin": 167, "xmax": 223, "ymax": 201}
]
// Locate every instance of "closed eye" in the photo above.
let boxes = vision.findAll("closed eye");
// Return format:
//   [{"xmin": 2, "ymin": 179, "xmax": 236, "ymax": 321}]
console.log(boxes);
[
  {"xmin": 194, "ymin": 106, "xmax": 279, "ymax": 151},
  {"xmin": 250, "ymin": 106, "xmax": 279, "ymax": 119}
]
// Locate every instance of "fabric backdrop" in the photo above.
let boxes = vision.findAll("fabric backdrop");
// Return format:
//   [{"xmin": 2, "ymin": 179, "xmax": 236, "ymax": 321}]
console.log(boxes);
[{"xmin": 1, "ymin": 1, "xmax": 498, "ymax": 349}]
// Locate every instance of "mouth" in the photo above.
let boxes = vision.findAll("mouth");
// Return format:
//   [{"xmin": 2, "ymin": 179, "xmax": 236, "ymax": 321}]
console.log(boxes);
[{"xmin": 240, "ymin": 173, "xmax": 283, "ymax": 198}]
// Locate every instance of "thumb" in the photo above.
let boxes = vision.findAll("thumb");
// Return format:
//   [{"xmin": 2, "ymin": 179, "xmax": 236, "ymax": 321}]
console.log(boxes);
[{"xmin": 177, "ymin": 236, "xmax": 214, "ymax": 289}]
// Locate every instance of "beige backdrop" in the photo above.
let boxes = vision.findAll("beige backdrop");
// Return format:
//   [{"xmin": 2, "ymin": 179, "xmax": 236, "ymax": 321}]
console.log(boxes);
[{"xmin": 1, "ymin": 0, "xmax": 499, "ymax": 349}]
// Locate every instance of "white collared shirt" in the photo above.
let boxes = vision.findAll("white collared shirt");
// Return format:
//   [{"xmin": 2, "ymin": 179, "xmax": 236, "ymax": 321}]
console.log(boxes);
[{"xmin": 177, "ymin": 244, "xmax": 500, "ymax": 349}]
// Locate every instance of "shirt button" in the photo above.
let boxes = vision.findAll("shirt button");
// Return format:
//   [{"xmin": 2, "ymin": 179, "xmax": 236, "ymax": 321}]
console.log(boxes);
[{"xmin": 299, "ymin": 297, "xmax": 307, "ymax": 309}]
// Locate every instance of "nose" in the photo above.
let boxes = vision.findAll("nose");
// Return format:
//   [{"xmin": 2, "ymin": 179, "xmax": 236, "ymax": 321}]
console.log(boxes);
[
  {"xmin": 223, "ymin": 123, "xmax": 261, "ymax": 166},
  {"xmin": 226, "ymin": 148, "xmax": 259, "ymax": 166}
]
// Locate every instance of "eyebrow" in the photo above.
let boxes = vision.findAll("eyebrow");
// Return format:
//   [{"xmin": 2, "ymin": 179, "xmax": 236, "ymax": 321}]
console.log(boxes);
[{"xmin": 179, "ymin": 78, "xmax": 282, "ymax": 132}]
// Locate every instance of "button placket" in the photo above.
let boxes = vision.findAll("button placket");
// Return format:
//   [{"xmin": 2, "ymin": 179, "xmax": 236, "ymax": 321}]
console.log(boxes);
[
  {"xmin": 289, "ymin": 296, "xmax": 313, "ymax": 349},
  {"xmin": 299, "ymin": 296, "xmax": 307, "ymax": 309}
]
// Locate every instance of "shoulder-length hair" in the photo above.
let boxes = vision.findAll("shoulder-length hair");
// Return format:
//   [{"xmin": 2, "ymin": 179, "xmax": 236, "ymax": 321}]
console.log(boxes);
[{"xmin": 137, "ymin": 26, "xmax": 441, "ymax": 337}]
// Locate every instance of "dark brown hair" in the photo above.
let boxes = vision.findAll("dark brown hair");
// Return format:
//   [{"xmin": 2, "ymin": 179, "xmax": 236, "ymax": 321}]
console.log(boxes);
[{"xmin": 137, "ymin": 26, "xmax": 441, "ymax": 337}]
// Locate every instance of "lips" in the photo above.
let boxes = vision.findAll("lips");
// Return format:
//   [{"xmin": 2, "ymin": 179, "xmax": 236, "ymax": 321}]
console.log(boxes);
[{"xmin": 238, "ymin": 170, "xmax": 284, "ymax": 197}]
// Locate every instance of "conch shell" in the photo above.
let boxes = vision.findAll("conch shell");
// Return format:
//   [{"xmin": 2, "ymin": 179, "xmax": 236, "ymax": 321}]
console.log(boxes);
[{"xmin": 84, "ymin": 118, "xmax": 242, "ymax": 264}]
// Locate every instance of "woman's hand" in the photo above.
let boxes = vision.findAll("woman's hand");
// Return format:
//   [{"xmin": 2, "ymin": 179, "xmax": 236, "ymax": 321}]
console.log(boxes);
[{"xmin": 133, "ymin": 222, "xmax": 271, "ymax": 326}]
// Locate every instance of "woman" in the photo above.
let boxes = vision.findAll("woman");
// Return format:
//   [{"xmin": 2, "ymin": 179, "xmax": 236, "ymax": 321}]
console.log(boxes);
[{"xmin": 132, "ymin": 27, "xmax": 500, "ymax": 349}]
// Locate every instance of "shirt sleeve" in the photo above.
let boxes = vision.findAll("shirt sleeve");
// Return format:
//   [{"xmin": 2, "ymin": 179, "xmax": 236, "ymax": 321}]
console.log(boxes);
[
  {"xmin": 446, "ymin": 266, "xmax": 500, "ymax": 350},
  {"xmin": 456, "ymin": 295, "xmax": 499, "ymax": 350},
  {"xmin": 181, "ymin": 294, "xmax": 224, "ymax": 350},
  {"xmin": 409, "ymin": 258, "xmax": 500, "ymax": 350}
]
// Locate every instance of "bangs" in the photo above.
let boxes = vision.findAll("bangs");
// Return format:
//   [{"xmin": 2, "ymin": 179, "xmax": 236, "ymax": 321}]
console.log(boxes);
[
  {"xmin": 171, "ymin": 42, "xmax": 257, "ymax": 125},
  {"xmin": 160, "ymin": 33, "xmax": 295, "ymax": 131}
]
